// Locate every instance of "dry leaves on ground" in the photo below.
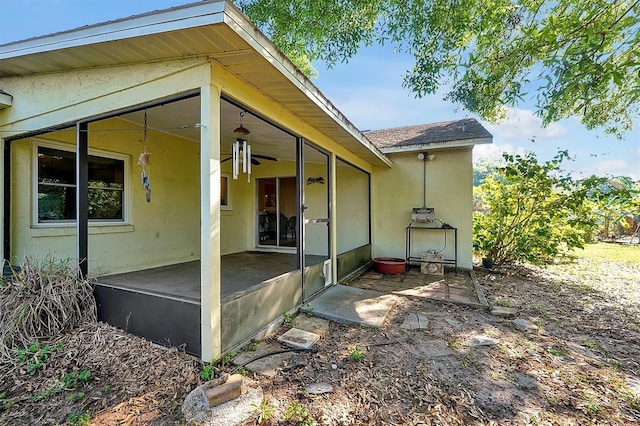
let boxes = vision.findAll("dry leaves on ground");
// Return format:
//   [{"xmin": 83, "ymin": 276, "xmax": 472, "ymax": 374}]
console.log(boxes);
[{"xmin": 1, "ymin": 245, "xmax": 639, "ymax": 425}]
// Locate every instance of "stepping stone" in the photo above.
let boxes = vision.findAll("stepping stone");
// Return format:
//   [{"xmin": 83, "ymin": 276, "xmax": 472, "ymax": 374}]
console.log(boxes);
[
  {"xmin": 304, "ymin": 382, "xmax": 333, "ymax": 395},
  {"xmin": 278, "ymin": 328, "xmax": 320, "ymax": 349},
  {"xmin": 514, "ymin": 373, "xmax": 538, "ymax": 390},
  {"xmin": 400, "ymin": 313, "xmax": 429, "ymax": 330},
  {"xmin": 418, "ymin": 339, "xmax": 455, "ymax": 358},
  {"xmin": 232, "ymin": 341, "xmax": 289, "ymax": 377},
  {"xmin": 282, "ymin": 353, "xmax": 308, "ymax": 372},
  {"xmin": 443, "ymin": 317, "xmax": 462, "ymax": 328},
  {"xmin": 469, "ymin": 334, "xmax": 499, "ymax": 347},
  {"xmin": 293, "ymin": 315, "xmax": 330, "ymax": 337},
  {"xmin": 490, "ymin": 306, "xmax": 519, "ymax": 318},
  {"xmin": 512, "ymin": 318, "xmax": 539, "ymax": 333}
]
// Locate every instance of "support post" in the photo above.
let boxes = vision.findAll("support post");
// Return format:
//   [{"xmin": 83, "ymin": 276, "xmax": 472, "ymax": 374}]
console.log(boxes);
[
  {"xmin": 76, "ymin": 122, "xmax": 89, "ymax": 278},
  {"xmin": 200, "ymin": 83, "xmax": 222, "ymax": 362},
  {"xmin": 1, "ymin": 139, "xmax": 9, "ymax": 264}
]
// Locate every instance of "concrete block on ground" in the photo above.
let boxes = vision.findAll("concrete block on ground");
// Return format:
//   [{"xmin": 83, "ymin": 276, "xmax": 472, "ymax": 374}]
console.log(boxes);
[
  {"xmin": 278, "ymin": 328, "xmax": 320, "ymax": 349},
  {"xmin": 202, "ymin": 374, "xmax": 243, "ymax": 408},
  {"xmin": 490, "ymin": 306, "xmax": 519, "ymax": 318},
  {"xmin": 469, "ymin": 335, "xmax": 499, "ymax": 347},
  {"xmin": 400, "ymin": 313, "xmax": 430, "ymax": 330},
  {"xmin": 293, "ymin": 315, "xmax": 330, "ymax": 337},
  {"xmin": 232, "ymin": 341, "xmax": 288, "ymax": 377}
]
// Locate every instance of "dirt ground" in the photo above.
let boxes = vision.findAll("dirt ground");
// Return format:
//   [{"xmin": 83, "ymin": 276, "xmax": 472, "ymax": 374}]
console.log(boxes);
[{"xmin": 1, "ymin": 250, "xmax": 639, "ymax": 425}]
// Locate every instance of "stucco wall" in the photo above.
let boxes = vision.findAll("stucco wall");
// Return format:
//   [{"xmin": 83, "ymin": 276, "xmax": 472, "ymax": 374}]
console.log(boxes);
[
  {"xmin": 371, "ymin": 148, "xmax": 474, "ymax": 269},
  {"xmin": 10, "ymin": 117, "xmax": 201, "ymax": 276},
  {"xmin": 336, "ymin": 160, "xmax": 370, "ymax": 254}
]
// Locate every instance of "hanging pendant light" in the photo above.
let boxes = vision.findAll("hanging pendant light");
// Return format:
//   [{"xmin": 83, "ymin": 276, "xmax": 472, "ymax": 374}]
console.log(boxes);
[{"xmin": 233, "ymin": 111, "xmax": 251, "ymax": 136}]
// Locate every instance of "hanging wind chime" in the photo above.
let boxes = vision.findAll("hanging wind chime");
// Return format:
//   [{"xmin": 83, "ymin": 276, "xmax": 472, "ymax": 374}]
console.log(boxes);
[
  {"xmin": 232, "ymin": 111, "xmax": 251, "ymax": 183},
  {"xmin": 137, "ymin": 110, "xmax": 152, "ymax": 202}
]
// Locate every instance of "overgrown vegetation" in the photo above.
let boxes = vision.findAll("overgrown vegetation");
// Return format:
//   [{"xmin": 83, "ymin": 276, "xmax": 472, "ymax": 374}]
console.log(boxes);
[
  {"xmin": 473, "ymin": 151, "xmax": 639, "ymax": 265},
  {"xmin": 0, "ymin": 258, "xmax": 96, "ymax": 361},
  {"xmin": 14, "ymin": 341, "xmax": 63, "ymax": 375}
]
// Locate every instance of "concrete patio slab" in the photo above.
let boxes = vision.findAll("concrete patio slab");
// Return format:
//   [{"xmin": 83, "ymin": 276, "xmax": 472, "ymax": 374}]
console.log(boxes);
[
  {"xmin": 351, "ymin": 268, "xmax": 489, "ymax": 309},
  {"xmin": 303, "ymin": 285, "xmax": 397, "ymax": 328}
]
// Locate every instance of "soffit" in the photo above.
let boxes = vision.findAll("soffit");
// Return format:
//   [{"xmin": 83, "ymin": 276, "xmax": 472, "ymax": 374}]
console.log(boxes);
[{"xmin": 0, "ymin": 0, "xmax": 390, "ymax": 168}]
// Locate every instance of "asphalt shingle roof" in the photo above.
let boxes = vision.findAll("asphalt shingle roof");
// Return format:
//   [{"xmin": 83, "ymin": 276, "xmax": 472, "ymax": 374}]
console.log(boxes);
[{"xmin": 363, "ymin": 118, "xmax": 492, "ymax": 150}]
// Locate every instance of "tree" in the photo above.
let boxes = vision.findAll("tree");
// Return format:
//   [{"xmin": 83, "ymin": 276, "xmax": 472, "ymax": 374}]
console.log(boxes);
[
  {"xmin": 473, "ymin": 157, "xmax": 502, "ymax": 187},
  {"xmin": 473, "ymin": 151, "xmax": 600, "ymax": 264},
  {"xmin": 238, "ymin": 0, "xmax": 640, "ymax": 137},
  {"xmin": 585, "ymin": 176, "xmax": 640, "ymax": 239}
]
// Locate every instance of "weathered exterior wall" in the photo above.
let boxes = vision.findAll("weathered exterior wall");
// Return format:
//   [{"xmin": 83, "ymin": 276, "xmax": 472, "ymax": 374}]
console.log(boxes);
[
  {"xmin": 371, "ymin": 148, "xmax": 474, "ymax": 269},
  {"xmin": 0, "ymin": 58, "xmax": 210, "ymax": 134},
  {"xmin": 336, "ymin": 161, "xmax": 370, "ymax": 254},
  {"xmin": 10, "ymin": 117, "xmax": 201, "ymax": 276},
  {"xmin": 220, "ymin": 271, "xmax": 302, "ymax": 352}
]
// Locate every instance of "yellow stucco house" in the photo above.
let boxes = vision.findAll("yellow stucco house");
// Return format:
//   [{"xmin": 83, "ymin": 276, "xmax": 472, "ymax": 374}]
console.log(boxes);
[{"xmin": 0, "ymin": 0, "xmax": 491, "ymax": 361}]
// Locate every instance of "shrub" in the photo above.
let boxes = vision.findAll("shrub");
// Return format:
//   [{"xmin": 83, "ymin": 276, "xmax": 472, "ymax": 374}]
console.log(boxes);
[{"xmin": 0, "ymin": 257, "xmax": 96, "ymax": 361}]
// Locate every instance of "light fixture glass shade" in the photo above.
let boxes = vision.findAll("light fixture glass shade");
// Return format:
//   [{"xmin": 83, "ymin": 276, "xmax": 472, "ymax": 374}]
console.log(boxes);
[{"xmin": 233, "ymin": 125, "xmax": 250, "ymax": 135}]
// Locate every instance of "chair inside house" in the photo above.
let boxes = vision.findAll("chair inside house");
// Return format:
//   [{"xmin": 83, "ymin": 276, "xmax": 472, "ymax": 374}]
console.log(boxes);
[{"xmin": 286, "ymin": 216, "xmax": 296, "ymax": 239}]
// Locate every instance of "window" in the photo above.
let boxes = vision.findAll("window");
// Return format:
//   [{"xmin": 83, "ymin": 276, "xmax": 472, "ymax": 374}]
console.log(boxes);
[
  {"xmin": 35, "ymin": 143, "xmax": 127, "ymax": 224},
  {"xmin": 221, "ymin": 174, "xmax": 231, "ymax": 210}
]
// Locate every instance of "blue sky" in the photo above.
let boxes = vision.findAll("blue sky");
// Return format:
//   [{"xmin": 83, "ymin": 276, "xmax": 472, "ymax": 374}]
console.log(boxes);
[{"xmin": 1, "ymin": 0, "xmax": 638, "ymax": 179}]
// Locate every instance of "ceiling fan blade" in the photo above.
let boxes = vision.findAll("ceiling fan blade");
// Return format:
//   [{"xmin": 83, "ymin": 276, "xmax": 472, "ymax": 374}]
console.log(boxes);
[
  {"xmin": 252, "ymin": 154, "xmax": 278, "ymax": 162},
  {"xmin": 251, "ymin": 157, "xmax": 261, "ymax": 166},
  {"xmin": 221, "ymin": 156, "xmax": 232, "ymax": 163}
]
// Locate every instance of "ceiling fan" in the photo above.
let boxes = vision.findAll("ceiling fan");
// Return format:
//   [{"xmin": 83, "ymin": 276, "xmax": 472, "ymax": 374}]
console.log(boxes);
[{"xmin": 221, "ymin": 139, "xmax": 278, "ymax": 166}]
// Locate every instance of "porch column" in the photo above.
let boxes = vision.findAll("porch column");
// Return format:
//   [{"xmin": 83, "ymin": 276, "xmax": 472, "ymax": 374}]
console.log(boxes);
[
  {"xmin": 76, "ymin": 122, "xmax": 89, "ymax": 278},
  {"xmin": 200, "ymin": 83, "xmax": 222, "ymax": 362},
  {"xmin": 330, "ymin": 152, "xmax": 338, "ymax": 284},
  {"xmin": 1, "ymin": 138, "xmax": 7, "ymax": 264}
]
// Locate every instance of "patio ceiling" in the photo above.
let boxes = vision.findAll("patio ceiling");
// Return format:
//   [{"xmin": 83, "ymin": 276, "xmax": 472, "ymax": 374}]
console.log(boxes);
[{"xmin": 0, "ymin": 0, "xmax": 391, "ymax": 168}]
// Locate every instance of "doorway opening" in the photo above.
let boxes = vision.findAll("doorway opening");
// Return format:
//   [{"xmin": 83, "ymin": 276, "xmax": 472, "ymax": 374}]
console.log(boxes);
[{"xmin": 257, "ymin": 176, "xmax": 297, "ymax": 248}]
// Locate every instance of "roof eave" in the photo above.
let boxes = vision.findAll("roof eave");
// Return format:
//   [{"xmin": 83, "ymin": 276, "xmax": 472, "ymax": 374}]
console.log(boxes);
[
  {"xmin": 0, "ymin": 0, "xmax": 391, "ymax": 168},
  {"xmin": 0, "ymin": 1, "xmax": 226, "ymax": 59},
  {"xmin": 379, "ymin": 137, "xmax": 492, "ymax": 154},
  {"xmin": 222, "ymin": 3, "xmax": 392, "ymax": 168}
]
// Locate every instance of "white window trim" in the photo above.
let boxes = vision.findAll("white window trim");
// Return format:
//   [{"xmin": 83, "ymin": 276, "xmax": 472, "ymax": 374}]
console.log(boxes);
[
  {"xmin": 221, "ymin": 173, "xmax": 231, "ymax": 211},
  {"xmin": 31, "ymin": 138, "xmax": 131, "ymax": 227}
]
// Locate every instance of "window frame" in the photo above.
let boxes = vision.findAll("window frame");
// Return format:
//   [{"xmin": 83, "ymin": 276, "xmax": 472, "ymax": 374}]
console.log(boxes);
[
  {"xmin": 221, "ymin": 173, "xmax": 231, "ymax": 211},
  {"xmin": 31, "ymin": 139, "xmax": 130, "ymax": 227}
]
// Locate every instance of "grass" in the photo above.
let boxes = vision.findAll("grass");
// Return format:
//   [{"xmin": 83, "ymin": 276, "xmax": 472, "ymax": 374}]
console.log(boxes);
[
  {"xmin": 349, "ymin": 344, "xmax": 365, "ymax": 362},
  {"xmin": 283, "ymin": 402, "xmax": 316, "ymax": 426},
  {"xmin": 251, "ymin": 397, "xmax": 275, "ymax": 424},
  {"xmin": 201, "ymin": 364, "xmax": 215, "ymax": 381},
  {"xmin": 577, "ymin": 242, "xmax": 640, "ymax": 267}
]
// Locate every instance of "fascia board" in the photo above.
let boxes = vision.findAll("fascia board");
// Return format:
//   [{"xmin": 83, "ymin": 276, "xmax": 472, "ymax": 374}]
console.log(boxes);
[
  {"xmin": 0, "ymin": 1, "xmax": 226, "ymax": 59},
  {"xmin": 380, "ymin": 137, "xmax": 493, "ymax": 154}
]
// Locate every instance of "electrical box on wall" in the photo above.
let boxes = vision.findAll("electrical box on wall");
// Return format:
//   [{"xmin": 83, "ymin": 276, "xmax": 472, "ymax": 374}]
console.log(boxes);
[{"xmin": 412, "ymin": 207, "xmax": 435, "ymax": 222}]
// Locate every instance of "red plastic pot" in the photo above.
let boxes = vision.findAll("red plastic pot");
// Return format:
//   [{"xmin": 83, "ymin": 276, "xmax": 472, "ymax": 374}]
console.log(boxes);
[{"xmin": 373, "ymin": 257, "xmax": 407, "ymax": 275}]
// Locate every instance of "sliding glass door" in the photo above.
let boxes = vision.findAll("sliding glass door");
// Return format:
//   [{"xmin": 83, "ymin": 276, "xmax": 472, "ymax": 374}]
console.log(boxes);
[{"xmin": 256, "ymin": 177, "xmax": 296, "ymax": 248}]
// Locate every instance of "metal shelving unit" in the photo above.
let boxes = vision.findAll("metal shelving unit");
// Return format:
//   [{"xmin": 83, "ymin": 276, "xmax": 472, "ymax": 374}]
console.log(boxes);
[{"xmin": 405, "ymin": 222, "xmax": 457, "ymax": 272}]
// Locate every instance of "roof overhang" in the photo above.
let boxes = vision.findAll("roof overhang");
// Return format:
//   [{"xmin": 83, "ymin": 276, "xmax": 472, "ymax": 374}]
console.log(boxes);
[
  {"xmin": 0, "ymin": 0, "xmax": 391, "ymax": 167},
  {"xmin": 380, "ymin": 137, "xmax": 492, "ymax": 155}
]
